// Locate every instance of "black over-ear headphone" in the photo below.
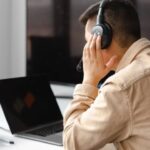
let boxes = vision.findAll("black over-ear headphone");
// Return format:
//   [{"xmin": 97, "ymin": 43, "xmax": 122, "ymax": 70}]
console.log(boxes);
[
  {"xmin": 91, "ymin": 0, "xmax": 112, "ymax": 49},
  {"xmin": 76, "ymin": 0, "xmax": 112, "ymax": 72}
]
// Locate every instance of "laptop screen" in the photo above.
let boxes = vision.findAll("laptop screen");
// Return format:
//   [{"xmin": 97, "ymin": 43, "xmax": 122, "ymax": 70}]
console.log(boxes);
[{"xmin": 0, "ymin": 75, "xmax": 63, "ymax": 134}]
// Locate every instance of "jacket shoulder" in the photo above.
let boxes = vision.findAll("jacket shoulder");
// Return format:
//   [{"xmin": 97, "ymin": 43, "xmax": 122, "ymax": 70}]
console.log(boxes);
[{"xmin": 103, "ymin": 58, "xmax": 150, "ymax": 90}]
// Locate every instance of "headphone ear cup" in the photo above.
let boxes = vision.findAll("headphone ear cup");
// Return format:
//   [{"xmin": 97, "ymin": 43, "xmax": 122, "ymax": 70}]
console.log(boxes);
[
  {"xmin": 91, "ymin": 23, "xmax": 112, "ymax": 49},
  {"xmin": 91, "ymin": 25, "xmax": 103, "ymax": 36},
  {"xmin": 101, "ymin": 23, "xmax": 112, "ymax": 49}
]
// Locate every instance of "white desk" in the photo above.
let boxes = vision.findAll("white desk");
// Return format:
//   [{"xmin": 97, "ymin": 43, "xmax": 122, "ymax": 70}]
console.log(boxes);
[{"xmin": 0, "ymin": 83, "xmax": 115, "ymax": 150}]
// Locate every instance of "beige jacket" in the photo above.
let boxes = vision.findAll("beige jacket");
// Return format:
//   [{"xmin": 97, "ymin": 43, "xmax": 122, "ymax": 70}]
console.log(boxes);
[{"xmin": 63, "ymin": 38, "xmax": 150, "ymax": 150}]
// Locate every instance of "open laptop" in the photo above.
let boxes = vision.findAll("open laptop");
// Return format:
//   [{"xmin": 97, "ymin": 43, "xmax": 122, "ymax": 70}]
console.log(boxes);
[{"xmin": 0, "ymin": 75, "xmax": 63, "ymax": 146}]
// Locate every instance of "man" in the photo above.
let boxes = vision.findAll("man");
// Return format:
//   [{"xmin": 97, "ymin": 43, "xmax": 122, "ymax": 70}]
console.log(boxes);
[{"xmin": 63, "ymin": 0, "xmax": 150, "ymax": 149}]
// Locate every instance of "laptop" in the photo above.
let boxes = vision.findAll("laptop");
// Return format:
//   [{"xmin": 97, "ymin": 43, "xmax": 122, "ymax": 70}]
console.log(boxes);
[{"xmin": 0, "ymin": 75, "xmax": 63, "ymax": 146}]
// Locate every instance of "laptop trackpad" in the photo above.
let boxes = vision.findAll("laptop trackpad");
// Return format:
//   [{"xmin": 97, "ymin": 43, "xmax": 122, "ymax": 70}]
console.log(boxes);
[{"xmin": 45, "ymin": 132, "xmax": 63, "ymax": 145}]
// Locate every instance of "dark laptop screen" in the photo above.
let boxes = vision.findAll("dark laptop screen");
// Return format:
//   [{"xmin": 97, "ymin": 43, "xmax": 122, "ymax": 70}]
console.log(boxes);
[{"xmin": 0, "ymin": 75, "xmax": 63, "ymax": 134}]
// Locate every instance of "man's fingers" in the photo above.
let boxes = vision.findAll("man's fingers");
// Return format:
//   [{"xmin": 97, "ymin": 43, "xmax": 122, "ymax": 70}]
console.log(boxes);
[
  {"xmin": 89, "ymin": 34, "xmax": 97, "ymax": 58},
  {"xmin": 96, "ymin": 35, "xmax": 101, "ymax": 50},
  {"xmin": 83, "ymin": 35, "xmax": 93, "ymax": 58},
  {"xmin": 96, "ymin": 35, "xmax": 105, "ymax": 65}
]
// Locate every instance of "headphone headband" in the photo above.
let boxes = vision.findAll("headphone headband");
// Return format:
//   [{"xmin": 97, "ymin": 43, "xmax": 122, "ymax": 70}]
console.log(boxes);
[{"xmin": 96, "ymin": 0, "xmax": 110, "ymax": 25}]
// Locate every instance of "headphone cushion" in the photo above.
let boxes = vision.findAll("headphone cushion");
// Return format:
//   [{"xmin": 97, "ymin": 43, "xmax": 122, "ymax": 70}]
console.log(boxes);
[{"xmin": 91, "ymin": 25, "xmax": 103, "ymax": 36}]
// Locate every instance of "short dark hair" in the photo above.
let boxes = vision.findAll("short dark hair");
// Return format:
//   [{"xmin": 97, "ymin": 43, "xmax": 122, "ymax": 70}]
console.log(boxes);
[{"xmin": 79, "ymin": 0, "xmax": 141, "ymax": 48}]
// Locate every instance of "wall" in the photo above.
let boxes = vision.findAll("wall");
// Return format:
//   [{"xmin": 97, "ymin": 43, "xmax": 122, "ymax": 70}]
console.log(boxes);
[
  {"xmin": 137, "ymin": 0, "xmax": 150, "ymax": 38},
  {"xmin": 0, "ymin": 0, "xmax": 26, "ymax": 79}
]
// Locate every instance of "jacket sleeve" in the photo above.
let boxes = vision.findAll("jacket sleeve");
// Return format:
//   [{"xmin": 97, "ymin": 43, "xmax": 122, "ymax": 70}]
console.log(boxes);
[{"xmin": 63, "ymin": 82, "xmax": 132, "ymax": 150}]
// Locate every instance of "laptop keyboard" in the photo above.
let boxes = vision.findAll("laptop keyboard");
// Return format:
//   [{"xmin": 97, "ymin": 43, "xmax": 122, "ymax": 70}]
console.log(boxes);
[{"xmin": 29, "ymin": 122, "xmax": 63, "ymax": 137}]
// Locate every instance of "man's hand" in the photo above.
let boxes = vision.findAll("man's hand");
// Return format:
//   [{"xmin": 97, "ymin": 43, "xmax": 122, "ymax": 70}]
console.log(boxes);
[{"xmin": 82, "ymin": 34, "xmax": 117, "ymax": 87}]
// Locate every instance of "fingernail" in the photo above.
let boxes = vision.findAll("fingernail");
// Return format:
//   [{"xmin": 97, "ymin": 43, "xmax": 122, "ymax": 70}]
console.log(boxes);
[
  {"xmin": 98, "ymin": 35, "xmax": 101, "ymax": 38},
  {"xmin": 93, "ymin": 34, "xmax": 97, "ymax": 38}
]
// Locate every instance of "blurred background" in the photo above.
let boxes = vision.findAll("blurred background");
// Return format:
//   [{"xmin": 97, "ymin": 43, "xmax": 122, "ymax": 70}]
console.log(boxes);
[
  {"xmin": 0, "ymin": 0, "xmax": 149, "ymax": 84},
  {"xmin": 26, "ymin": 0, "xmax": 150, "ymax": 84}
]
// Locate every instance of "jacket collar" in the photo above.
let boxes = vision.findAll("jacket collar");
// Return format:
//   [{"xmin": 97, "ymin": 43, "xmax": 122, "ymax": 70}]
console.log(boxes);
[{"xmin": 116, "ymin": 38, "xmax": 150, "ymax": 72}]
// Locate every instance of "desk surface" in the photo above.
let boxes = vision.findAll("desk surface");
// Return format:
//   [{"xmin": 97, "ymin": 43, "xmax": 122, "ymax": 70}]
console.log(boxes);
[{"xmin": 0, "ymin": 83, "xmax": 115, "ymax": 150}]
